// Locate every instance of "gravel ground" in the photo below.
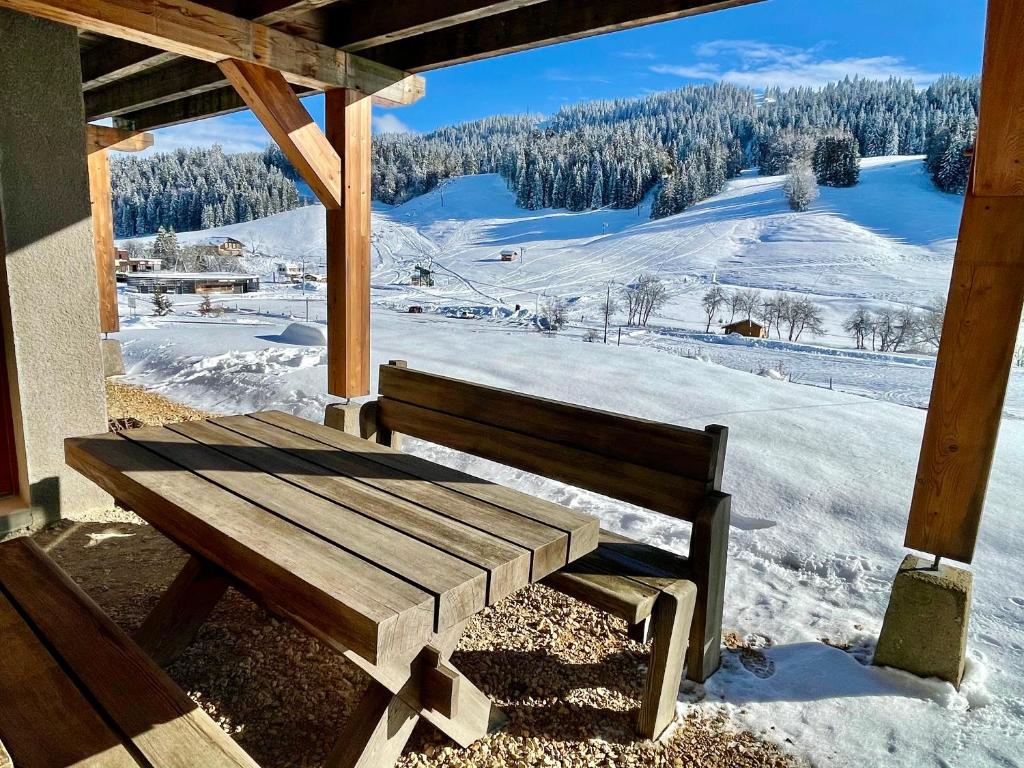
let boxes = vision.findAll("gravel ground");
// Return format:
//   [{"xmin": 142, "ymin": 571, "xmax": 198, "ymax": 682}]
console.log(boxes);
[{"xmin": 26, "ymin": 383, "xmax": 799, "ymax": 768}]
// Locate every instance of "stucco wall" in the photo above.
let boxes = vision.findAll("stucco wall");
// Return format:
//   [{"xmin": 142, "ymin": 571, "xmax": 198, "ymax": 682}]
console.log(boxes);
[{"xmin": 0, "ymin": 10, "xmax": 111, "ymax": 518}]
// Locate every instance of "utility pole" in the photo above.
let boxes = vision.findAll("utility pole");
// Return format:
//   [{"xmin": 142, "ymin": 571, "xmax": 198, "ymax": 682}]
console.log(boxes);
[{"xmin": 603, "ymin": 285, "xmax": 610, "ymax": 344}]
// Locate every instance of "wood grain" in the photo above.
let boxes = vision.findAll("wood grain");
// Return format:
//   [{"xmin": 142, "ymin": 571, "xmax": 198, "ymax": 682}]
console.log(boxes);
[
  {"xmin": 65, "ymin": 431, "xmax": 435, "ymax": 661},
  {"xmin": 86, "ymin": 124, "xmax": 154, "ymax": 153},
  {"xmin": 326, "ymin": 88, "xmax": 372, "ymax": 396},
  {"xmin": 360, "ymin": 0, "xmax": 763, "ymax": 72},
  {"xmin": 221, "ymin": 413, "xmax": 565, "ymax": 581},
  {"xmin": 973, "ymin": 0, "xmax": 1024, "ymax": 196},
  {"xmin": 0, "ymin": 0, "xmax": 424, "ymax": 102},
  {"xmin": 906, "ymin": 192, "xmax": 1024, "ymax": 561},
  {"xmin": 188, "ymin": 415, "xmax": 530, "ymax": 605},
  {"xmin": 252, "ymin": 409, "xmax": 599, "ymax": 560},
  {"xmin": 378, "ymin": 363, "xmax": 719, "ymax": 480},
  {"xmin": 0, "ymin": 586, "xmax": 140, "ymax": 768},
  {"xmin": 220, "ymin": 59, "xmax": 342, "ymax": 208},
  {"xmin": 0, "ymin": 537, "xmax": 260, "ymax": 767},
  {"xmin": 87, "ymin": 147, "xmax": 119, "ymax": 334},
  {"xmin": 128, "ymin": 422, "xmax": 489, "ymax": 629}
]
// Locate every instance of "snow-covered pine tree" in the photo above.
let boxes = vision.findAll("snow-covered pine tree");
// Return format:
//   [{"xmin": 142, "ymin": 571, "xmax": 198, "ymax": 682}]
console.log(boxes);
[
  {"xmin": 812, "ymin": 133, "xmax": 860, "ymax": 187},
  {"xmin": 784, "ymin": 162, "xmax": 819, "ymax": 211}
]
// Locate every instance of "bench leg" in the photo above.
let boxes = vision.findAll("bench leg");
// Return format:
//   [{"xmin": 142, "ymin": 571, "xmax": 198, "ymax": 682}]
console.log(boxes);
[
  {"xmin": 327, "ymin": 680, "xmax": 420, "ymax": 768},
  {"xmin": 686, "ymin": 495, "xmax": 730, "ymax": 683},
  {"xmin": 637, "ymin": 581, "xmax": 697, "ymax": 739},
  {"xmin": 627, "ymin": 616, "xmax": 650, "ymax": 643},
  {"xmin": 134, "ymin": 555, "xmax": 231, "ymax": 667}
]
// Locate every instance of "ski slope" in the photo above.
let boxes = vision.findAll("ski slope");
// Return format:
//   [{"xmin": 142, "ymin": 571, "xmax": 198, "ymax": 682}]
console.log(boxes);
[{"xmin": 148, "ymin": 155, "xmax": 1022, "ymax": 418}]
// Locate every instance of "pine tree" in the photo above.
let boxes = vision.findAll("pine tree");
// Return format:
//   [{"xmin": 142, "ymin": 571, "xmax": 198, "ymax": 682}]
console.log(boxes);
[
  {"xmin": 151, "ymin": 286, "xmax": 174, "ymax": 316},
  {"xmin": 812, "ymin": 133, "xmax": 860, "ymax": 187}
]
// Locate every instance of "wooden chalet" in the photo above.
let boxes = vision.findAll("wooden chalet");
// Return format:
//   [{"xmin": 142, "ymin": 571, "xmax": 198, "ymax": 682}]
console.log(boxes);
[
  {"xmin": 722, "ymin": 319, "xmax": 766, "ymax": 338},
  {"xmin": 0, "ymin": 0, "xmax": 1021, "ymax": 765}
]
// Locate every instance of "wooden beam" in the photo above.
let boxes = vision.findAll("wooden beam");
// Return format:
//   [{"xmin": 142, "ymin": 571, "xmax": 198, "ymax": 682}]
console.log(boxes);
[
  {"xmin": 0, "ymin": 0, "xmax": 424, "ymax": 103},
  {"xmin": 220, "ymin": 59, "xmax": 341, "ymax": 209},
  {"xmin": 326, "ymin": 89, "xmax": 372, "ymax": 397},
  {"xmin": 327, "ymin": 0, "xmax": 548, "ymax": 51},
  {"xmin": 79, "ymin": 1, "xmax": 339, "ymax": 92},
  {"xmin": 87, "ymin": 148, "xmax": 119, "ymax": 334},
  {"xmin": 905, "ymin": 0, "xmax": 1024, "ymax": 562},
  {"xmin": 905, "ymin": 189, "xmax": 1024, "ymax": 562},
  {"xmin": 358, "ymin": 0, "xmax": 762, "ymax": 72},
  {"xmin": 85, "ymin": 124, "xmax": 154, "ymax": 153},
  {"xmin": 973, "ymin": 0, "xmax": 1024, "ymax": 196},
  {"xmin": 86, "ymin": 59, "xmax": 228, "ymax": 120}
]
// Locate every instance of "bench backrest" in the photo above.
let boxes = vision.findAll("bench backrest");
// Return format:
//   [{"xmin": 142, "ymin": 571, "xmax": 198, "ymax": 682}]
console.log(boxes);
[{"xmin": 376, "ymin": 362, "xmax": 728, "ymax": 522}]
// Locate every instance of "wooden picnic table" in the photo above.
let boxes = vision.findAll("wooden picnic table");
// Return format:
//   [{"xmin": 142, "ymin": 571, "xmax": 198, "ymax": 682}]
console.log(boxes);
[{"xmin": 65, "ymin": 410, "xmax": 599, "ymax": 768}]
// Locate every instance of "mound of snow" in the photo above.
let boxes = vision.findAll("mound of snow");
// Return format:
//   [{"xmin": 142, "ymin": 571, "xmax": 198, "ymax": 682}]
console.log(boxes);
[{"xmin": 279, "ymin": 322, "xmax": 326, "ymax": 346}]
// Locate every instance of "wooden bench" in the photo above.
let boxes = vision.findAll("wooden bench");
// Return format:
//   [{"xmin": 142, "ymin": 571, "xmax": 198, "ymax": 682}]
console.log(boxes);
[
  {"xmin": 0, "ymin": 536, "xmax": 260, "ymax": 768},
  {"xmin": 326, "ymin": 361, "xmax": 731, "ymax": 740}
]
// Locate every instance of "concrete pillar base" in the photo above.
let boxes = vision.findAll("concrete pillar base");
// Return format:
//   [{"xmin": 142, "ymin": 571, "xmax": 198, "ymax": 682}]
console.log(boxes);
[
  {"xmin": 874, "ymin": 554, "xmax": 972, "ymax": 687},
  {"xmin": 101, "ymin": 338, "xmax": 125, "ymax": 377}
]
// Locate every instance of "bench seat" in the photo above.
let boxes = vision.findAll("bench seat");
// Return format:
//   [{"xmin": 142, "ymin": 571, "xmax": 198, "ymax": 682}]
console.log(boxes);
[
  {"xmin": 0, "ymin": 536, "xmax": 259, "ymax": 768},
  {"xmin": 326, "ymin": 361, "xmax": 733, "ymax": 741}
]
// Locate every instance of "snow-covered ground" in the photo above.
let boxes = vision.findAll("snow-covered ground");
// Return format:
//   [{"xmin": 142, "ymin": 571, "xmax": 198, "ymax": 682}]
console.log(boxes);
[{"xmin": 115, "ymin": 157, "xmax": 1024, "ymax": 767}]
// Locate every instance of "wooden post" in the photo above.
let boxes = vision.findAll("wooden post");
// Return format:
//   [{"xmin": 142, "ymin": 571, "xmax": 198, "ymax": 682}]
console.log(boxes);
[
  {"xmin": 326, "ymin": 89, "xmax": 372, "ymax": 398},
  {"xmin": 905, "ymin": 0, "xmax": 1024, "ymax": 563},
  {"xmin": 86, "ymin": 147, "xmax": 119, "ymax": 334}
]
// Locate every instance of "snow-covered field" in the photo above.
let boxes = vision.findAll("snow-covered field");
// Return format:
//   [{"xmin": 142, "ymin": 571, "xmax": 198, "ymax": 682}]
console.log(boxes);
[{"xmin": 115, "ymin": 156, "xmax": 1024, "ymax": 767}]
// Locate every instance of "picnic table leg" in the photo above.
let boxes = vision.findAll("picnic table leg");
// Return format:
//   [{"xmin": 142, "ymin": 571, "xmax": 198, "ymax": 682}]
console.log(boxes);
[
  {"xmin": 327, "ymin": 680, "xmax": 420, "ymax": 768},
  {"xmin": 134, "ymin": 555, "xmax": 231, "ymax": 667}
]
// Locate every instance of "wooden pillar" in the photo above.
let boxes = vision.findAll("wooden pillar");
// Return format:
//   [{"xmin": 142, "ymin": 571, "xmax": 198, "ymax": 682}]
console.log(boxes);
[
  {"xmin": 86, "ymin": 148, "xmax": 119, "ymax": 334},
  {"xmin": 905, "ymin": 0, "xmax": 1024, "ymax": 563},
  {"xmin": 325, "ymin": 89, "xmax": 372, "ymax": 398}
]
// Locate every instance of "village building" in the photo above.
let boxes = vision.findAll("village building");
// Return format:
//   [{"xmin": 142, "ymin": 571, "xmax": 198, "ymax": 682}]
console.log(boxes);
[
  {"xmin": 114, "ymin": 249, "xmax": 161, "ymax": 278},
  {"xmin": 124, "ymin": 271, "xmax": 260, "ymax": 295},
  {"xmin": 194, "ymin": 236, "xmax": 244, "ymax": 259},
  {"xmin": 723, "ymin": 319, "xmax": 767, "ymax": 338}
]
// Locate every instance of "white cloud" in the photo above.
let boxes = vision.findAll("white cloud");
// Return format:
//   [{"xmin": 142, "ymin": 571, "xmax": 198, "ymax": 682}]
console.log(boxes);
[
  {"xmin": 653, "ymin": 39, "xmax": 944, "ymax": 90},
  {"xmin": 373, "ymin": 113, "xmax": 415, "ymax": 134},
  {"xmin": 142, "ymin": 116, "xmax": 271, "ymax": 155}
]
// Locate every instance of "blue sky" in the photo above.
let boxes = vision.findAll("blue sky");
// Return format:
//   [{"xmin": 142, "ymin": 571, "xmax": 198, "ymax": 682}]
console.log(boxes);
[{"xmin": 148, "ymin": 0, "xmax": 989, "ymax": 154}]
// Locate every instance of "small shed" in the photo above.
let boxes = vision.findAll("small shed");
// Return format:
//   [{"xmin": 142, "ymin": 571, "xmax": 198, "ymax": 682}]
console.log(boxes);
[
  {"xmin": 723, "ymin": 319, "xmax": 766, "ymax": 338},
  {"xmin": 500, "ymin": 249, "xmax": 518, "ymax": 262}
]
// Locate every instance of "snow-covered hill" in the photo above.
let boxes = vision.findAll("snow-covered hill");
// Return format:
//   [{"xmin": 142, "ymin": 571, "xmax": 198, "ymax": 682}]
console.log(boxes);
[{"xmin": 113, "ymin": 156, "xmax": 1024, "ymax": 767}]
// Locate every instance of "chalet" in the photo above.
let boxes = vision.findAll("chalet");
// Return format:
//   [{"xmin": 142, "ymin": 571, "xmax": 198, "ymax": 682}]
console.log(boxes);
[
  {"xmin": 125, "ymin": 271, "xmax": 259, "ymax": 295},
  {"xmin": 500, "ymin": 249, "xmax": 518, "ymax": 261},
  {"xmin": 114, "ymin": 250, "xmax": 161, "ymax": 279},
  {"xmin": 276, "ymin": 262, "xmax": 301, "ymax": 282},
  {"xmin": 723, "ymin": 319, "xmax": 767, "ymax": 338},
  {"xmin": 194, "ymin": 236, "xmax": 244, "ymax": 259}
]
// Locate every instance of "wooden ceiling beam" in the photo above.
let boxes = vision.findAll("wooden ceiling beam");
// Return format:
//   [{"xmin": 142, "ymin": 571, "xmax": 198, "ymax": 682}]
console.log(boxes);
[
  {"xmin": 219, "ymin": 59, "xmax": 342, "ymax": 208},
  {"xmin": 0, "ymin": 0, "xmax": 424, "ymax": 103},
  {"xmin": 359, "ymin": 0, "xmax": 763, "ymax": 72},
  {"xmin": 113, "ymin": 83, "xmax": 307, "ymax": 132},
  {"xmin": 326, "ymin": 0, "xmax": 549, "ymax": 52},
  {"xmin": 80, "ymin": 1, "xmax": 339, "ymax": 91},
  {"xmin": 85, "ymin": 59, "xmax": 228, "ymax": 120},
  {"xmin": 85, "ymin": 124, "xmax": 154, "ymax": 153}
]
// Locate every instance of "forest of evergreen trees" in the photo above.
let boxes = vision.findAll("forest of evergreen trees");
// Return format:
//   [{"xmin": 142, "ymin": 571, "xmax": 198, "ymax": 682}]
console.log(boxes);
[
  {"xmin": 112, "ymin": 75, "xmax": 980, "ymax": 236},
  {"xmin": 370, "ymin": 75, "xmax": 980, "ymax": 220},
  {"xmin": 111, "ymin": 145, "xmax": 305, "ymax": 237}
]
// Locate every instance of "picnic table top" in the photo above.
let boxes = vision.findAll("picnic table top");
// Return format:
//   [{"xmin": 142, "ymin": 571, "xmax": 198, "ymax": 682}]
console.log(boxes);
[{"xmin": 65, "ymin": 410, "xmax": 599, "ymax": 664}]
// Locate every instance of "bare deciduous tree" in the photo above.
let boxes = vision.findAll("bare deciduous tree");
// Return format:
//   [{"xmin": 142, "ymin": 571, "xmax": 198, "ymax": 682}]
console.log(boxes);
[
  {"xmin": 844, "ymin": 307, "xmax": 873, "ymax": 349},
  {"xmin": 701, "ymin": 285, "xmax": 726, "ymax": 332}
]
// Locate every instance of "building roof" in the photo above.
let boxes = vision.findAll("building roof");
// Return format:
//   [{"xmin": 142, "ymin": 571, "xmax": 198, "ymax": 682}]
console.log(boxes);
[
  {"xmin": 125, "ymin": 271, "xmax": 258, "ymax": 280},
  {"xmin": 76, "ymin": 1, "xmax": 761, "ymax": 131},
  {"xmin": 723, "ymin": 319, "xmax": 763, "ymax": 330},
  {"xmin": 194, "ymin": 236, "xmax": 244, "ymax": 247}
]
